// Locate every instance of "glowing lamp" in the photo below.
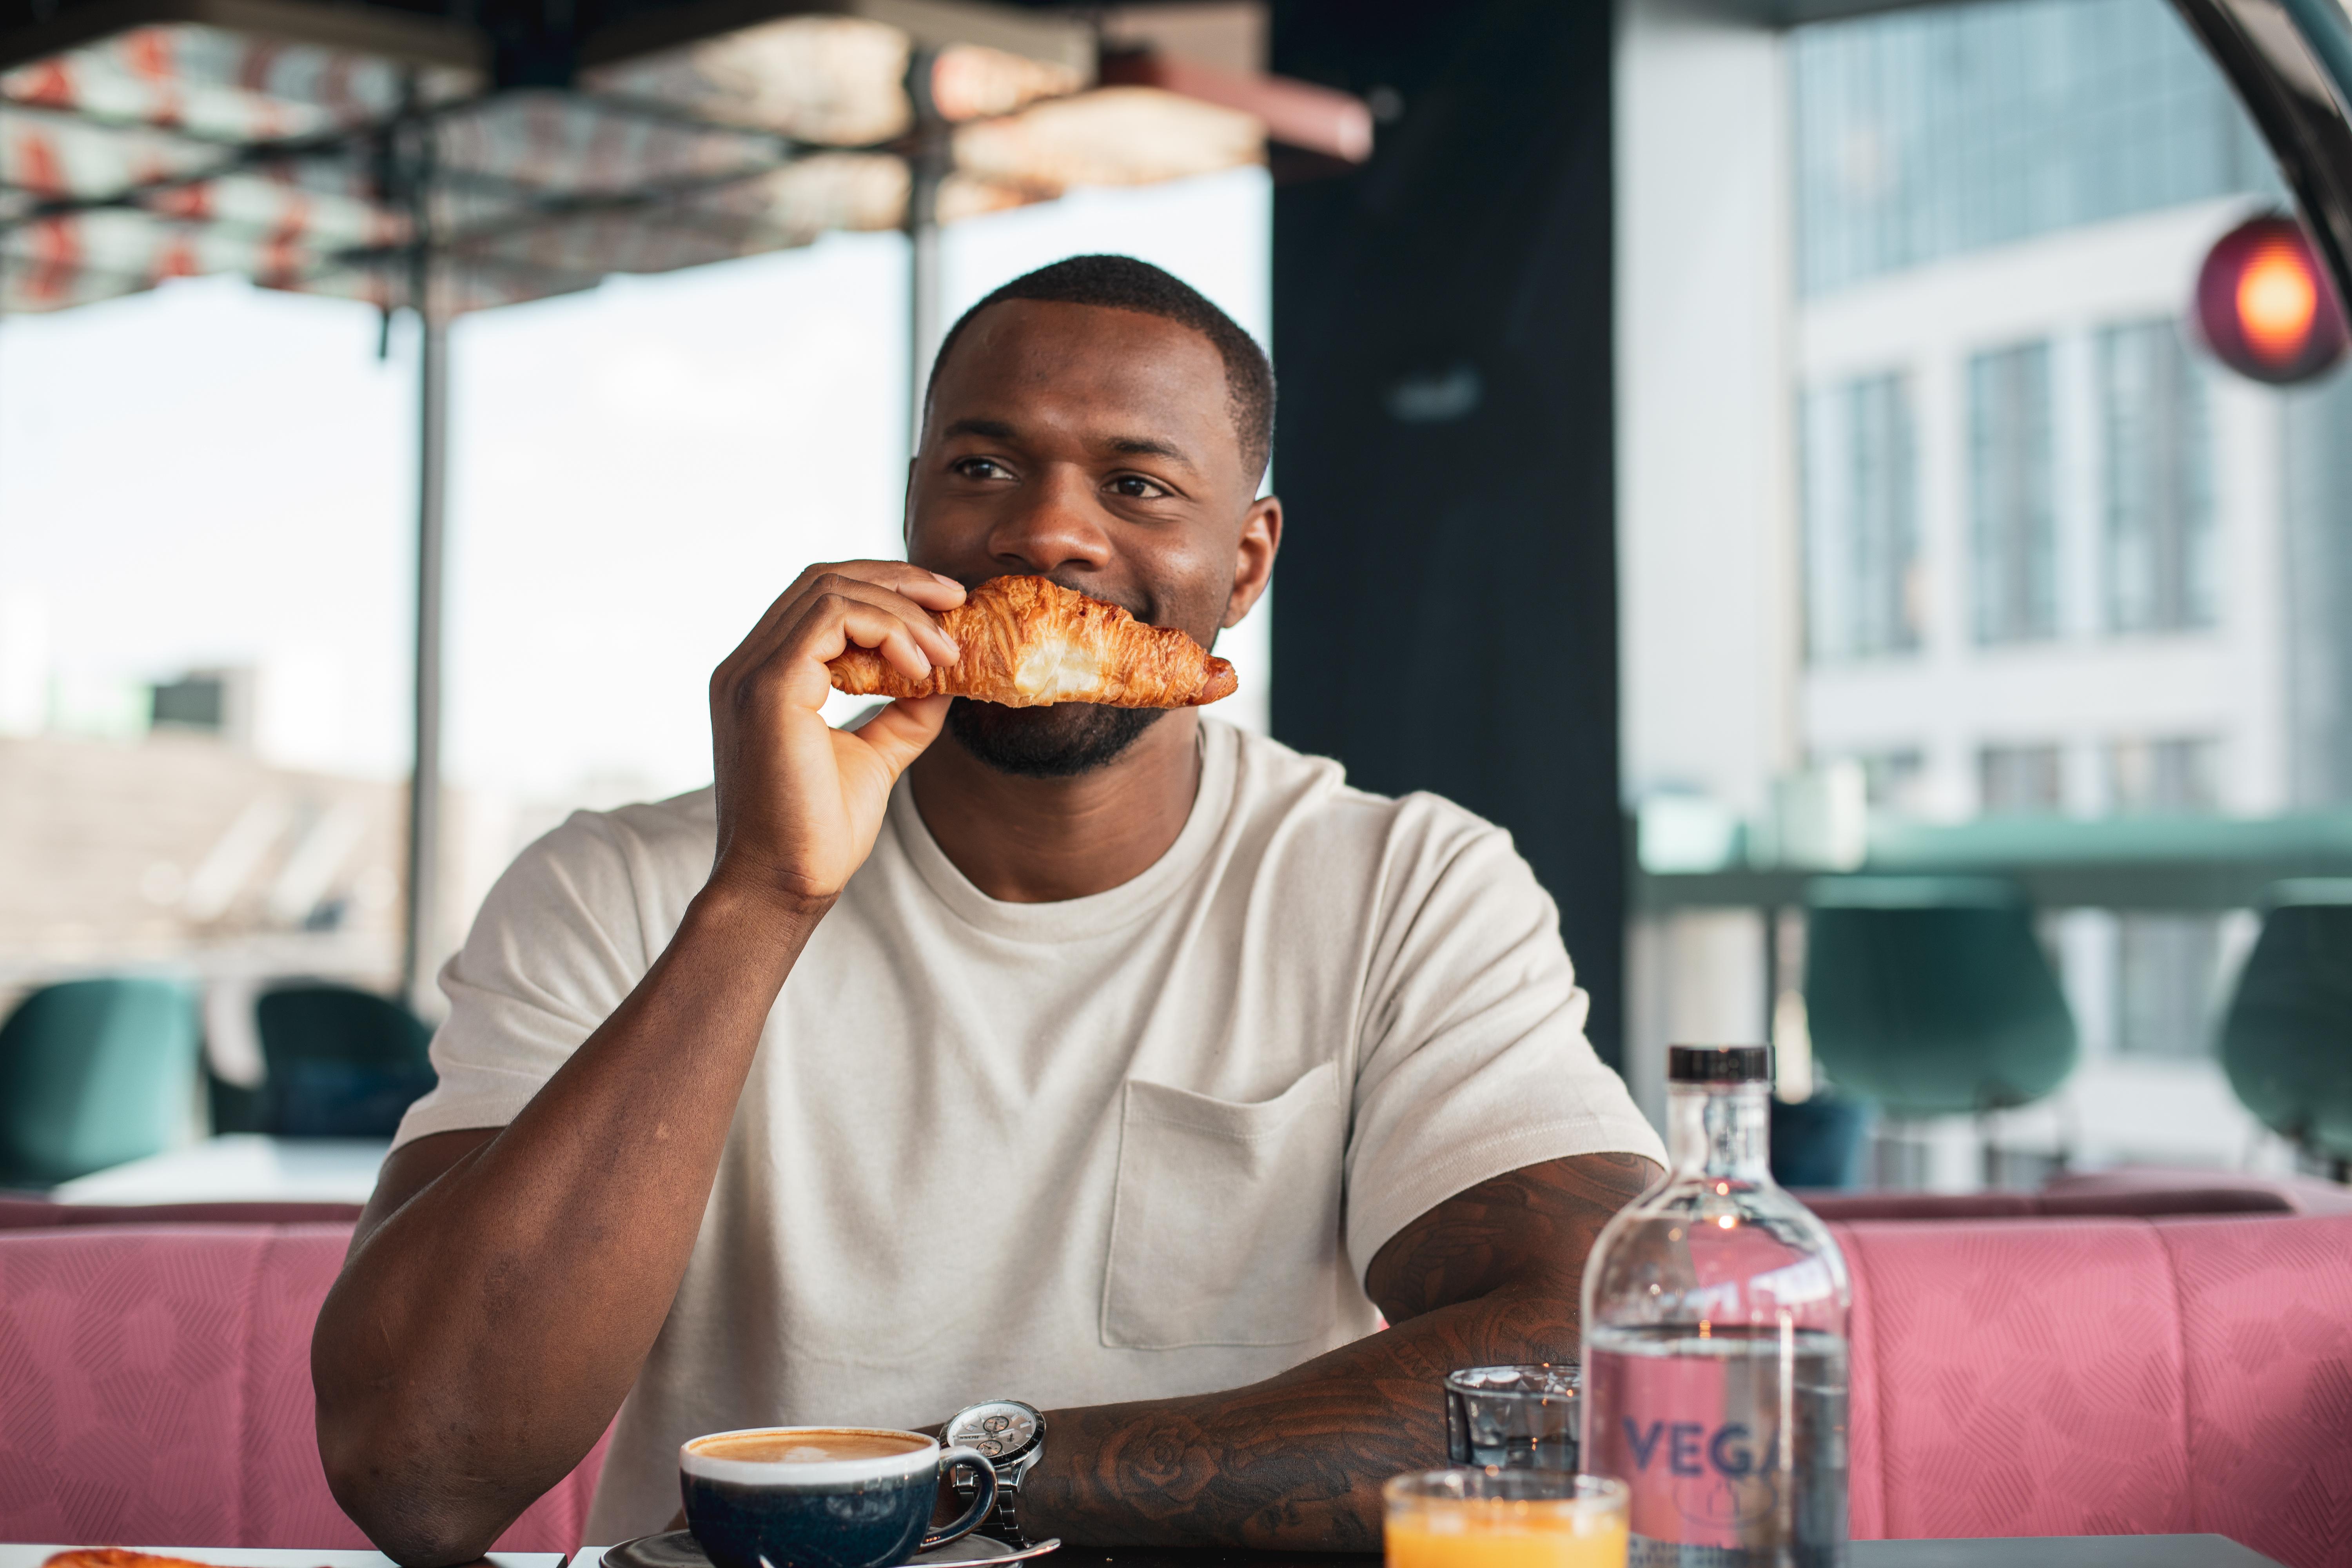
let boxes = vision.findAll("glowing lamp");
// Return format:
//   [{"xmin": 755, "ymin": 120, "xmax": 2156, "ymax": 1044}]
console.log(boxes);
[{"xmin": 2195, "ymin": 214, "xmax": 2348, "ymax": 385}]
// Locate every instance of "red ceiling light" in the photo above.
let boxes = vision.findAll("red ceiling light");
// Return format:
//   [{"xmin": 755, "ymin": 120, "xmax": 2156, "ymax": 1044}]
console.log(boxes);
[{"xmin": 2194, "ymin": 214, "xmax": 2348, "ymax": 385}]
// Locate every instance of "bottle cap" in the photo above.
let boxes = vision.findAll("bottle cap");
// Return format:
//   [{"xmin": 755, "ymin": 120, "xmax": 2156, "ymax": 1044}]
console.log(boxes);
[{"xmin": 1668, "ymin": 1045, "xmax": 1772, "ymax": 1084}]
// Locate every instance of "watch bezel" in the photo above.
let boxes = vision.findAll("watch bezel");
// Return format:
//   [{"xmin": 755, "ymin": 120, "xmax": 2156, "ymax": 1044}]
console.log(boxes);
[{"xmin": 946, "ymin": 1399, "xmax": 1045, "ymax": 1469}]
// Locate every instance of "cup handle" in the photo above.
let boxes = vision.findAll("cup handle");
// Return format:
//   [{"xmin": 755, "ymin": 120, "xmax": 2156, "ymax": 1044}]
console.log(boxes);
[{"xmin": 921, "ymin": 1446, "xmax": 999, "ymax": 1552}]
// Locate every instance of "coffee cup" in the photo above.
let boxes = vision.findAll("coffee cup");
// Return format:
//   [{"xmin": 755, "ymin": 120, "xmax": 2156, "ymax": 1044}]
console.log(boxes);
[{"xmin": 680, "ymin": 1425, "xmax": 999, "ymax": 1568}]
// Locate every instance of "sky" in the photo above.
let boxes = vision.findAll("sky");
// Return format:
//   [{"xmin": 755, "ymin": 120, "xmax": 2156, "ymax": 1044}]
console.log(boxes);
[{"xmin": 0, "ymin": 165, "xmax": 1273, "ymax": 807}]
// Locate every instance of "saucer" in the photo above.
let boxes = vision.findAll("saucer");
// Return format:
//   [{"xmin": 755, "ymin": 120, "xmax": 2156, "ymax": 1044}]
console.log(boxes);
[{"xmin": 606, "ymin": 1530, "xmax": 1062, "ymax": 1568}]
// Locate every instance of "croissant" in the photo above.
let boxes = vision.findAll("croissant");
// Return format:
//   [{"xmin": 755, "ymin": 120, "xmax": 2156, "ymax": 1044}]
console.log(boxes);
[
  {"xmin": 46, "ymin": 1553, "xmax": 256, "ymax": 1568},
  {"xmin": 828, "ymin": 575, "xmax": 1236, "ymax": 708}
]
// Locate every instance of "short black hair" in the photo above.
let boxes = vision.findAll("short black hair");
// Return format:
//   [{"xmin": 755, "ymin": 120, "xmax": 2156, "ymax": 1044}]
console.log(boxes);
[{"xmin": 924, "ymin": 254, "xmax": 1274, "ymax": 483}]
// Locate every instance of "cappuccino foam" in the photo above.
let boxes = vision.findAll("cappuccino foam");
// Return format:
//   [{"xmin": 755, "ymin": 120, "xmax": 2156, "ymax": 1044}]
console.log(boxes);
[{"xmin": 690, "ymin": 1428, "xmax": 929, "ymax": 1465}]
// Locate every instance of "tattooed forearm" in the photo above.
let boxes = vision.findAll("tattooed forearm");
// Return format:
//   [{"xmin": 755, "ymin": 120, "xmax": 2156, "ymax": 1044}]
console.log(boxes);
[{"xmin": 1014, "ymin": 1152, "xmax": 1661, "ymax": 1551}]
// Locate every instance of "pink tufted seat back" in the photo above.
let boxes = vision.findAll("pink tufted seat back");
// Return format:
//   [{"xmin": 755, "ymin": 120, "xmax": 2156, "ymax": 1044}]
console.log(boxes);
[
  {"xmin": 0, "ymin": 1212, "xmax": 2345, "ymax": 1567},
  {"xmin": 0, "ymin": 1223, "xmax": 606, "ymax": 1553},
  {"xmin": 1832, "ymin": 1212, "xmax": 2352, "ymax": 1568}
]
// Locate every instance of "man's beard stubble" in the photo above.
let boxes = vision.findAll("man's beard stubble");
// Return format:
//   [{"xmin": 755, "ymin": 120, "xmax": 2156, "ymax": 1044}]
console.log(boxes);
[{"xmin": 946, "ymin": 696, "xmax": 1166, "ymax": 779}]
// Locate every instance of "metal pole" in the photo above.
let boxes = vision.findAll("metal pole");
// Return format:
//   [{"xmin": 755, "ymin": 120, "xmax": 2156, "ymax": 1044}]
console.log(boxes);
[
  {"xmin": 403, "ymin": 307, "xmax": 448, "ymax": 1014},
  {"xmin": 906, "ymin": 48, "xmax": 945, "ymax": 455},
  {"xmin": 908, "ymin": 171, "xmax": 942, "ymax": 450},
  {"xmin": 399, "ymin": 88, "xmax": 445, "ymax": 1014}
]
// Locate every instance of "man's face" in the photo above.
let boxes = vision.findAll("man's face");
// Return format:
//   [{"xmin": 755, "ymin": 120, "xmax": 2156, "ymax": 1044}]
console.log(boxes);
[{"xmin": 905, "ymin": 299, "xmax": 1278, "ymax": 777}]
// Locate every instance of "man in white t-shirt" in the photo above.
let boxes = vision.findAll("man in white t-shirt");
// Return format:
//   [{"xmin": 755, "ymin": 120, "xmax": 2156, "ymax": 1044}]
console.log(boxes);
[{"xmin": 314, "ymin": 255, "xmax": 1664, "ymax": 1564}]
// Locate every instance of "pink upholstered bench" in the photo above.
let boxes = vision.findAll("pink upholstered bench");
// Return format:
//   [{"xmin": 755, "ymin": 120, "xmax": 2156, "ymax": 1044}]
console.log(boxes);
[
  {"xmin": 1801, "ymin": 1169, "xmax": 2352, "ymax": 1222},
  {"xmin": 1827, "ymin": 1213, "xmax": 2352, "ymax": 1568},
  {"xmin": 0, "ymin": 1220, "xmax": 606, "ymax": 1552},
  {"xmin": 0, "ymin": 1198, "xmax": 367, "ymax": 1229},
  {"xmin": 1, "ymin": 1209, "xmax": 2345, "ymax": 1568}
]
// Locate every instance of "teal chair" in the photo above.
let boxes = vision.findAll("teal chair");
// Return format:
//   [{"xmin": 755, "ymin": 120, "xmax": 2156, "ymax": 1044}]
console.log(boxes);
[
  {"xmin": 255, "ymin": 983, "xmax": 436, "ymax": 1138},
  {"xmin": 1804, "ymin": 877, "xmax": 2079, "ymax": 1118},
  {"xmin": 2220, "ymin": 882, "xmax": 2352, "ymax": 1176},
  {"xmin": 0, "ymin": 977, "xmax": 200, "ymax": 1186},
  {"xmin": 1770, "ymin": 1093, "xmax": 1873, "ymax": 1188}
]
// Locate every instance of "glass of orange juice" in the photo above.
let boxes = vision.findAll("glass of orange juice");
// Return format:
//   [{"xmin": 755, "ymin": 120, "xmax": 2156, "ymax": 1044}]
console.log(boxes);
[{"xmin": 1384, "ymin": 1469, "xmax": 1629, "ymax": 1568}]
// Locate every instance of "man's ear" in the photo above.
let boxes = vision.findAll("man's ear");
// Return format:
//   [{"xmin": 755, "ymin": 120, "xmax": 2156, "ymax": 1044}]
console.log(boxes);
[{"xmin": 1222, "ymin": 494, "xmax": 1283, "ymax": 629}]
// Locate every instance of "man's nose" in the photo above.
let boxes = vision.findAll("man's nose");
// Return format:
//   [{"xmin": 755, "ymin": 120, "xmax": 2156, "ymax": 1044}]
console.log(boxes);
[{"xmin": 985, "ymin": 466, "xmax": 1113, "ymax": 577}]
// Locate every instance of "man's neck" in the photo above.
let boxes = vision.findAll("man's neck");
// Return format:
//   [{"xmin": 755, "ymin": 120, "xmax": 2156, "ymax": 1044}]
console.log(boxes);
[{"xmin": 906, "ymin": 711, "xmax": 1205, "ymax": 903}]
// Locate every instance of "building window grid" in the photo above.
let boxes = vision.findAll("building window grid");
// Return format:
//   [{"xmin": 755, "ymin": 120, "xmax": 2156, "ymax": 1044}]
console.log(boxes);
[
  {"xmin": 2107, "ymin": 735, "xmax": 2221, "ymax": 813},
  {"xmin": 1969, "ymin": 341, "xmax": 2060, "ymax": 645},
  {"xmin": 1792, "ymin": 0, "xmax": 2281, "ymax": 298},
  {"xmin": 2105, "ymin": 735, "xmax": 2225, "ymax": 1059},
  {"xmin": 1979, "ymin": 742, "xmax": 2066, "ymax": 814},
  {"xmin": 1802, "ymin": 372, "xmax": 1923, "ymax": 661},
  {"xmin": 2100, "ymin": 319, "xmax": 2217, "ymax": 633}
]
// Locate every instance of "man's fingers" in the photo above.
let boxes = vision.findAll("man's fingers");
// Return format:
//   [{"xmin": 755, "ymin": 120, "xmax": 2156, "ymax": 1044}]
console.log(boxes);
[
  {"xmin": 807, "ymin": 577, "xmax": 962, "ymax": 666},
  {"xmin": 777, "ymin": 596, "xmax": 940, "ymax": 691},
  {"xmin": 880, "ymin": 566, "xmax": 967, "ymax": 613},
  {"xmin": 785, "ymin": 559, "xmax": 962, "ymax": 609},
  {"xmin": 780, "ymin": 577, "xmax": 960, "ymax": 669},
  {"xmin": 785, "ymin": 564, "xmax": 965, "ymax": 641},
  {"xmin": 849, "ymin": 695, "xmax": 952, "ymax": 777},
  {"xmin": 722, "ymin": 564, "xmax": 964, "ymax": 683}
]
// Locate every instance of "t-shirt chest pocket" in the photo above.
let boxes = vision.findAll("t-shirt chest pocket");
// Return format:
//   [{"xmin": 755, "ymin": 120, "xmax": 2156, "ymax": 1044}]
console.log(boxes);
[{"xmin": 1100, "ymin": 1060, "xmax": 1345, "ymax": 1350}]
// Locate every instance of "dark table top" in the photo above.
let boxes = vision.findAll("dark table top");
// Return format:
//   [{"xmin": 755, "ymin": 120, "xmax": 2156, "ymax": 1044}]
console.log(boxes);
[{"xmin": 1047, "ymin": 1539, "xmax": 2284, "ymax": 1568}]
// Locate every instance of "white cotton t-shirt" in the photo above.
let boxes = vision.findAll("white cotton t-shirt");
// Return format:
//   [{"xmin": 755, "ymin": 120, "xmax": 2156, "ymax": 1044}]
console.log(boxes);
[{"xmin": 392, "ymin": 719, "xmax": 1664, "ymax": 1544}]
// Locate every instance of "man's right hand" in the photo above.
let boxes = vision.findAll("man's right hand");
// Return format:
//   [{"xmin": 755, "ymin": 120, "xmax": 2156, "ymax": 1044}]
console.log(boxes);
[{"xmin": 708, "ymin": 561, "xmax": 964, "ymax": 909}]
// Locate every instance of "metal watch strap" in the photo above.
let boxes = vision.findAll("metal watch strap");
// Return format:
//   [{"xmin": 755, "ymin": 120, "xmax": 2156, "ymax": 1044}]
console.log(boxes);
[
  {"xmin": 948, "ymin": 1448, "xmax": 1030, "ymax": 1548},
  {"xmin": 987, "ymin": 1484, "xmax": 1029, "ymax": 1550}
]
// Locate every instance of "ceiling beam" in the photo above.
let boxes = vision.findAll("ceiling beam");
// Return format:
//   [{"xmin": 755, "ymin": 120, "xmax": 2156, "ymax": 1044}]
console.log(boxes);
[
  {"xmin": 578, "ymin": 0, "xmax": 1093, "ymax": 77},
  {"xmin": 0, "ymin": 0, "xmax": 483, "ymax": 74}
]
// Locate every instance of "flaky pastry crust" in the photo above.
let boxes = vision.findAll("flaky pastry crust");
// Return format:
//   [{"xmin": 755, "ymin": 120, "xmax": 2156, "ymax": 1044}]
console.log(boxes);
[
  {"xmin": 47, "ymin": 1553, "xmax": 284, "ymax": 1568},
  {"xmin": 827, "ymin": 575, "xmax": 1236, "ymax": 708}
]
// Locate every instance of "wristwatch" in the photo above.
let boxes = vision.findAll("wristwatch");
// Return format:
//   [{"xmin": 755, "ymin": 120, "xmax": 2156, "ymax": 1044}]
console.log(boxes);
[{"xmin": 943, "ymin": 1399, "xmax": 1046, "ymax": 1548}]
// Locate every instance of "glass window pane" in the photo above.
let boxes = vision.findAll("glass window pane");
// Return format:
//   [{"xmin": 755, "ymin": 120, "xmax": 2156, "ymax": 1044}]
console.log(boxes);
[
  {"xmin": 1803, "ymin": 371, "xmax": 1922, "ymax": 661},
  {"xmin": 2100, "ymin": 319, "xmax": 2216, "ymax": 633},
  {"xmin": 1968, "ymin": 341, "xmax": 2058, "ymax": 644},
  {"xmin": 1791, "ymin": 0, "xmax": 2283, "ymax": 296},
  {"xmin": 1978, "ymin": 741, "xmax": 2065, "ymax": 813}
]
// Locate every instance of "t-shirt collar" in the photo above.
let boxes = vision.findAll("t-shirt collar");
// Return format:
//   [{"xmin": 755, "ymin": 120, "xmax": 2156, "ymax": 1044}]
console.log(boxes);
[{"xmin": 887, "ymin": 719, "xmax": 1237, "ymax": 942}]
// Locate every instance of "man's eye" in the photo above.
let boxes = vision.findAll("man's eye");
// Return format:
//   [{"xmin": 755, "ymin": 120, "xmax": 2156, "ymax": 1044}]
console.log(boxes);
[
  {"xmin": 1110, "ymin": 475, "xmax": 1167, "ymax": 498},
  {"xmin": 956, "ymin": 458, "xmax": 1010, "ymax": 479}
]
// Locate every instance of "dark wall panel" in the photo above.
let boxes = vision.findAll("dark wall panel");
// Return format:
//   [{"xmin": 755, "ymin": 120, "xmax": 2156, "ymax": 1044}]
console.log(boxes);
[{"xmin": 1269, "ymin": 0, "xmax": 1625, "ymax": 1064}]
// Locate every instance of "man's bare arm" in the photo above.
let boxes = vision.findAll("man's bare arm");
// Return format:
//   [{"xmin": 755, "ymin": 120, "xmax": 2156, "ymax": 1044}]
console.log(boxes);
[
  {"xmin": 312, "ymin": 890, "xmax": 819, "ymax": 1565},
  {"xmin": 310, "ymin": 563, "xmax": 964, "ymax": 1568},
  {"xmin": 1017, "ymin": 1149, "xmax": 1660, "ymax": 1551}
]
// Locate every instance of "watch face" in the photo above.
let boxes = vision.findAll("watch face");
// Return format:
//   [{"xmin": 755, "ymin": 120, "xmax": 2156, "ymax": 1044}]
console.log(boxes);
[{"xmin": 947, "ymin": 1401, "xmax": 1039, "ymax": 1461}]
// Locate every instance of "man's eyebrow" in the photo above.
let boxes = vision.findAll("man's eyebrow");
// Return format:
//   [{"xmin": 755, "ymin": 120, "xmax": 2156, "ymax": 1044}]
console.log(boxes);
[
  {"xmin": 942, "ymin": 418, "xmax": 1198, "ymax": 471},
  {"xmin": 942, "ymin": 417, "xmax": 1019, "ymax": 441},
  {"xmin": 1104, "ymin": 434, "xmax": 1195, "ymax": 468}
]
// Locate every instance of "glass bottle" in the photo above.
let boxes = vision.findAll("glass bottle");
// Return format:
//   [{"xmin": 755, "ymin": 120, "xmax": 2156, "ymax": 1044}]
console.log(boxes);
[{"xmin": 1579, "ymin": 1045, "xmax": 1851, "ymax": 1568}]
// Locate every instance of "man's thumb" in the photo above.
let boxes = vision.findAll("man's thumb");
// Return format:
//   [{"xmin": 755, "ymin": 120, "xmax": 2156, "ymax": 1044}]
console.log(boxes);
[{"xmin": 850, "ymin": 694, "xmax": 951, "ymax": 778}]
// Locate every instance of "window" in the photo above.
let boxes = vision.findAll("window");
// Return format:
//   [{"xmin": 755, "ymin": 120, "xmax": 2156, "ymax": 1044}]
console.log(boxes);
[
  {"xmin": 1803, "ymin": 373, "xmax": 1922, "ymax": 660},
  {"xmin": 1624, "ymin": 0, "xmax": 2316, "ymax": 1174},
  {"xmin": 1790, "ymin": 0, "xmax": 2281, "ymax": 296},
  {"xmin": 2107, "ymin": 736, "xmax": 2220, "ymax": 813},
  {"xmin": 2281, "ymin": 372, "xmax": 2352, "ymax": 806},
  {"xmin": 1969, "ymin": 342, "xmax": 2059, "ymax": 644},
  {"xmin": 1979, "ymin": 742, "xmax": 2064, "ymax": 813},
  {"xmin": 2104, "ymin": 735, "xmax": 2223, "ymax": 1056},
  {"xmin": 2101, "ymin": 320, "xmax": 2216, "ymax": 633},
  {"xmin": 1860, "ymin": 748, "xmax": 1926, "ymax": 814},
  {"xmin": 2116, "ymin": 916, "xmax": 2223, "ymax": 1058}
]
